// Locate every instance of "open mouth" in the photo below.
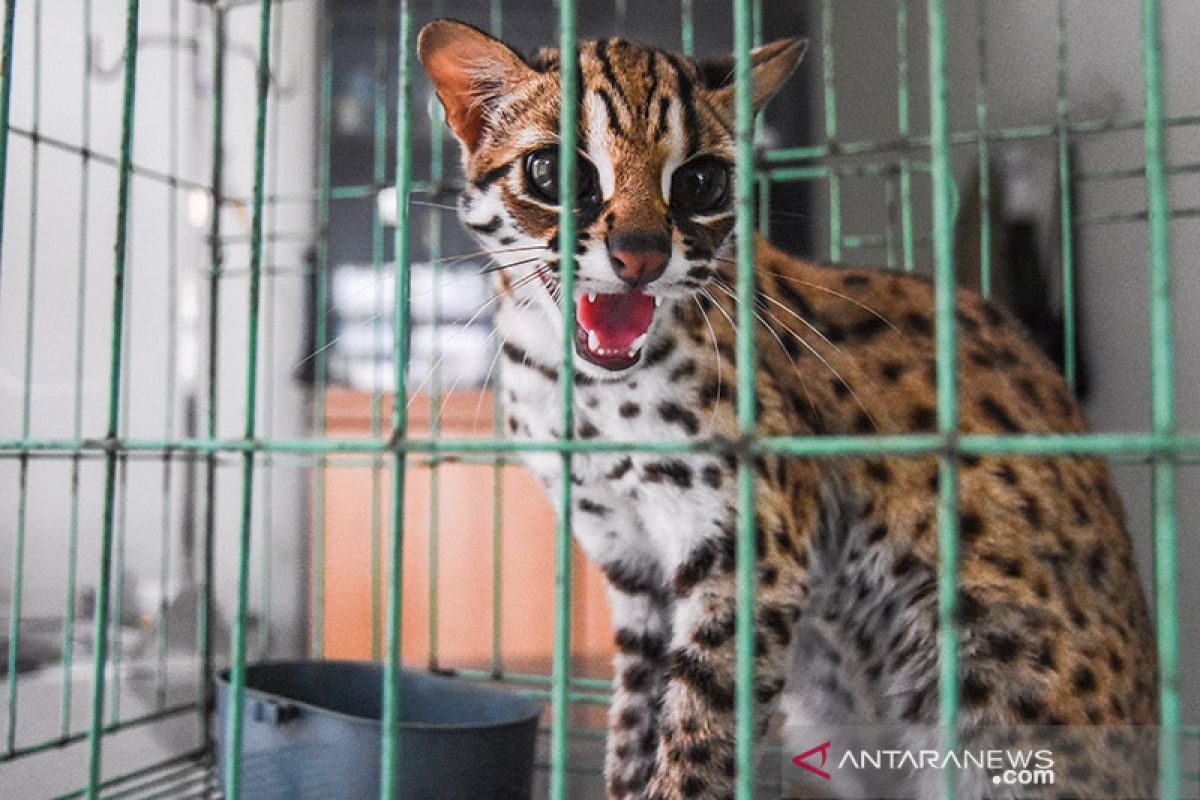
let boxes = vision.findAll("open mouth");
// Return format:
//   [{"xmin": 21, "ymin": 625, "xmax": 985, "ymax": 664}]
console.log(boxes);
[{"xmin": 574, "ymin": 290, "xmax": 658, "ymax": 371}]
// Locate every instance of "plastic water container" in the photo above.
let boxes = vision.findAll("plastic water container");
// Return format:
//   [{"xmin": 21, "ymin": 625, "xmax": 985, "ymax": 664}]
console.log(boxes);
[{"xmin": 216, "ymin": 660, "xmax": 542, "ymax": 799}]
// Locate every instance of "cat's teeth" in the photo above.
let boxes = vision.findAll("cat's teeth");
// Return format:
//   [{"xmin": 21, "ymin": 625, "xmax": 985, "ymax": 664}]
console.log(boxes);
[
  {"xmin": 587, "ymin": 292, "xmax": 597, "ymax": 302},
  {"xmin": 587, "ymin": 329, "xmax": 601, "ymax": 352},
  {"xmin": 630, "ymin": 333, "xmax": 647, "ymax": 352},
  {"xmin": 654, "ymin": 297, "xmax": 663, "ymax": 307}
]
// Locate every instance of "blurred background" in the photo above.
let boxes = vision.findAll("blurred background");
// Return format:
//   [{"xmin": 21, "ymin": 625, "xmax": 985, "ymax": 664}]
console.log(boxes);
[{"xmin": 0, "ymin": 0, "xmax": 1196, "ymax": 796}]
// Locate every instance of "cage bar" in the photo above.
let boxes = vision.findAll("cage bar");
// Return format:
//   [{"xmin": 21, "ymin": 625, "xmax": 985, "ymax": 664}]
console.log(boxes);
[
  {"xmin": 220, "ymin": 0, "xmax": 273, "ymax": 795},
  {"xmin": 926, "ymin": 4, "xmax": 962, "ymax": 800},
  {"xmin": 1140, "ymin": 1, "xmax": 1180, "ymax": 798},
  {"xmin": 731, "ymin": 0, "xmax": 758, "ymax": 795},
  {"xmin": 549, "ymin": 1, "xmax": 578, "ymax": 795},
  {"xmin": 380, "ymin": 0, "xmax": 414, "ymax": 794},
  {"xmin": 85, "ymin": 0, "xmax": 141, "ymax": 793}
]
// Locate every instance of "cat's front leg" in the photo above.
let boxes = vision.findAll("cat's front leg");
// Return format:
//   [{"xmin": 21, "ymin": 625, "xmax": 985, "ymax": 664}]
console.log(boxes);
[
  {"xmin": 603, "ymin": 579, "xmax": 672, "ymax": 800},
  {"xmin": 643, "ymin": 522, "xmax": 807, "ymax": 800}
]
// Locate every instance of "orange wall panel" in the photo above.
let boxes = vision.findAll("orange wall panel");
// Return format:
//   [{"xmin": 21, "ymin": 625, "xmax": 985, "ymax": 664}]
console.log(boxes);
[{"xmin": 318, "ymin": 389, "xmax": 614, "ymax": 675}]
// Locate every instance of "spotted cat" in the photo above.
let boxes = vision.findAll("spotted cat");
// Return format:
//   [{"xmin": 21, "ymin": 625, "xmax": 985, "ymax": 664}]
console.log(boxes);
[{"xmin": 418, "ymin": 20, "xmax": 1157, "ymax": 800}]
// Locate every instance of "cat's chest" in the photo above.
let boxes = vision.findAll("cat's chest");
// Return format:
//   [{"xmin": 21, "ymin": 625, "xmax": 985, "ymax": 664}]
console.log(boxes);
[{"xmin": 501, "ymin": 339, "xmax": 731, "ymax": 564}]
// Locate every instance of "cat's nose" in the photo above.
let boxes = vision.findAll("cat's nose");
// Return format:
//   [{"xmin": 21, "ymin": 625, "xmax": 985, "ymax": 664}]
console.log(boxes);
[{"xmin": 607, "ymin": 230, "xmax": 670, "ymax": 289}]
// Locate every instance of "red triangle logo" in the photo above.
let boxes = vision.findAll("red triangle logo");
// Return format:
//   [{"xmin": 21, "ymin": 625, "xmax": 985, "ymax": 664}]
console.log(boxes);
[{"xmin": 791, "ymin": 740, "xmax": 832, "ymax": 780}]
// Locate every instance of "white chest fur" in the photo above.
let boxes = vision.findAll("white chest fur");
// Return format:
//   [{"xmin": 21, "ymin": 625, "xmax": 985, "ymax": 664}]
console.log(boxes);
[{"xmin": 496, "ymin": 300, "xmax": 734, "ymax": 576}]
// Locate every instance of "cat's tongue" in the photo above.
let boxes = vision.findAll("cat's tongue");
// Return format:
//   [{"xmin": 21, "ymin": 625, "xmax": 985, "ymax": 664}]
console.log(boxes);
[{"xmin": 575, "ymin": 291, "xmax": 655, "ymax": 368}]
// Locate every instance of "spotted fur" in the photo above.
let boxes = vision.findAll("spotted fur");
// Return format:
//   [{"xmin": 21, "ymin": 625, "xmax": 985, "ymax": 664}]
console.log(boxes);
[{"xmin": 419, "ymin": 20, "xmax": 1157, "ymax": 799}]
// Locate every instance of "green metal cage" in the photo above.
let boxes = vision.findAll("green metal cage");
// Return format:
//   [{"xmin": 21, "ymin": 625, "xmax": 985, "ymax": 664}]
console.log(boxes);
[{"xmin": 0, "ymin": 0, "xmax": 1195, "ymax": 798}]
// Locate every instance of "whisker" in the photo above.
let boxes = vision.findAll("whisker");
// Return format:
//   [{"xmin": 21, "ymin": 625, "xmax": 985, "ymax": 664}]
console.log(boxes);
[
  {"xmin": 479, "ymin": 255, "xmax": 546, "ymax": 275},
  {"xmin": 716, "ymin": 279, "xmax": 877, "ymax": 431},
  {"xmin": 704, "ymin": 284, "xmax": 820, "ymax": 430},
  {"xmin": 472, "ymin": 291, "xmax": 538, "ymax": 428},
  {"xmin": 692, "ymin": 295, "xmax": 724, "ymax": 430},
  {"xmin": 402, "ymin": 268, "xmax": 549, "ymax": 406},
  {"xmin": 432, "ymin": 244, "xmax": 546, "ymax": 267},
  {"xmin": 409, "ymin": 199, "xmax": 462, "ymax": 212},
  {"xmin": 724, "ymin": 260, "xmax": 903, "ymax": 338},
  {"xmin": 438, "ymin": 319, "xmax": 510, "ymax": 423}
]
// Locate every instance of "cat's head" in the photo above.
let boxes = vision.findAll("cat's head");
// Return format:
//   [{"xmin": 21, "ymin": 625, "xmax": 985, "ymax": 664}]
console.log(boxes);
[{"xmin": 419, "ymin": 20, "xmax": 804, "ymax": 378}]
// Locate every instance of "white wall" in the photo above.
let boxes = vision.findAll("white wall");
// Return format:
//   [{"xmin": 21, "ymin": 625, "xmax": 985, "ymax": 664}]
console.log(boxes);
[
  {"xmin": 0, "ymin": 1, "xmax": 317, "ymax": 791},
  {"xmin": 818, "ymin": 0, "xmax": 1199, "ymax": 720}
]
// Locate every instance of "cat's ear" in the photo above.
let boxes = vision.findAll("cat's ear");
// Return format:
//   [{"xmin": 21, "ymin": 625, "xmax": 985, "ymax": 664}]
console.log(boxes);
[
  {"xmin": 418, "ymin": 20, "xmax": 535, "ymax": 151},
  {"xmin": 696, "ymin": 38, "xmax": 807, "ymax": 118}
]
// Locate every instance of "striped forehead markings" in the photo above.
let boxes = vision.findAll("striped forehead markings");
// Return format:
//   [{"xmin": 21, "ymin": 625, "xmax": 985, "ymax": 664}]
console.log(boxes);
[
  {"xmin": 663, "ymin": 53, "xmax": 700, "ymax": 158},
  {"xmin": 585, "ymin": 91, "xmax": 618, "ymax": 200}
]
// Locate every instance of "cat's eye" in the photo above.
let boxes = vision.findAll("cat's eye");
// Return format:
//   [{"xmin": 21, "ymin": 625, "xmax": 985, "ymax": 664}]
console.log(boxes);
[
  {"xmin": 670, "ymin": 157, "xmax": 731, "ymax": 215},
  {"xmin": 524, "ymin": 147, "xmax": 600, "ymax": 206}
]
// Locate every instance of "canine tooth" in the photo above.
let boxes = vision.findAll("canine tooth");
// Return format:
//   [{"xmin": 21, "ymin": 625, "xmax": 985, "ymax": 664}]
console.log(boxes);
[
  {"xmin": 587, "ymin": 292, "xmax": 597, "ymax": 302},
  {"xmin": 587, "ymin": 330, "xmax": 601, "ymax": 352},
  {"xmin": 630, "ymin": 333, "xmax": 647, "ymax": 351},
  {"xmin": 654, "ymin": 296, "xmax": 663, "ymax": 307}
]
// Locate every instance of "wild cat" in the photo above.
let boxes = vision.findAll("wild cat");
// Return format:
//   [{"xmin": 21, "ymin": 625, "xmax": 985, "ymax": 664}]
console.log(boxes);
[{"xmin": 418, "ymin": 19, "xmax": 1157, "ymax": 800}]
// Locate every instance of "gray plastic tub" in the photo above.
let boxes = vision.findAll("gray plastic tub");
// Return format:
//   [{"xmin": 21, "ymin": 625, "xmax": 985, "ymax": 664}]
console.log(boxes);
[{"xmin": 216, "ymin": 660, "xmax": 542, "ymax": 799}]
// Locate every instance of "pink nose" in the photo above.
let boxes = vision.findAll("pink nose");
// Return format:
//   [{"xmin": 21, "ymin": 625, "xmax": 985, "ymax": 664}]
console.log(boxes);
[{"xmin": 610, "ymin": 250, "xmax": 668, "ymax": 288}]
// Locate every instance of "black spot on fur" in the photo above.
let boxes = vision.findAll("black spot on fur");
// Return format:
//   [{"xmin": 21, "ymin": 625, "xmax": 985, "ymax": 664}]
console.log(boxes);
[
  {"xmin": 910, "ymin": 405, "xmax": 936, "ymax": 432},
  {"xmin": 980, "ymin": 396, "xmax": 1021, "ymax": 432},
  {"xmin": 615, "ymin": 628, "xmax": 666, "ymax": 660},
  {"xmin": 578, "ymin": 498, "xmax": 610, "ymax": 516},
  {"xmin": 1072, "ymin": 665, "xmax": 1097, "ymax": 694},
  {"xmin": 1015, "ymin": 377, "xmax": 1041, "ymax": 407},
  {"xmin": 1011, "ymin": 692, "xmax": 1046, "ymax": 722},
  {"xmin": 468, "ymin": 216, "xmax": 503, "ymax": 234},
  {"xmin": 642, "ymin": 336, "xmax": 675, "ymax": 367},
  {"xmin": 961, "ymin": 673, "xmax": 991, "ymax": 707},
  {"xmin": 903, "ymin": 312, "xmax": 933, "ymax": 337},
  {"xmin": 619, "ymin": 401, "xmax": 640, "ymax": 418},
  {"xmin": 989, "ymin": 553, "xmax": 1025, "ymax": 578},
  {"xmin": 1034, "ymin": 640, "xmax": 1056, "ymax": 672},
  {"xmin": 984, "ymin": 632, "xmax": 1022, "ymax": 664},
  {"xmin": 960, "ymin": 512, "xmax": 984, "ymax": 544},
  {"xmin": 603, "ymin": 559, "xmax": 662, "ymax": 597},
  {"xmin": 658, "ymin": 401, "xmax": 700, "ymax": 435},
  {"xmin": 616, "ymin": 706, "xmax": 643, "ymax": 731},
  {"xmin": 1019, "ymin": 492, "xmax": 1043, "ymax": 528},
  {"xmin": 644, "ymin": 460, "xmax": 693, "ymax": 488},
  {"xmin": 864, "ymin": 460, "xmax": 892, "ymax": 484},
  {"xmin": 761, "ymin": 606, "xmax": 793, "ymax": 647},
  {"xmin": 622, "ymin": 661, "xmax": 652, "ymax": 693},
  {"xmin": 955, "ymin": 590, "xmax": 985, "ymax": 625},
  {"xmin": 675, "ymin": 543, "xmax": 717, "ymax": 595},
  {"xmin": 669, "ymin": 359, "xmax": 697, "ymax": 381},
  {"xmin": 849, "ymin": 315, "xmax": 890, "ymax": 340},
  {"xmin": 701, "ymin": 464, "xmax": 723, "ymax": 489},
  {"xmin": 669, "ymin": 649, "xmax": 735, "ymax": 712},
  {"xmin": 1082, "ymin": 546, "xmax": 1109, "ymax": 586},
  {"xmin": 577, "ymin": 420, "xmax": 599, "ymax": 439},
  {"xmin": 687, "ymin": 742, "xmax": 712, "ymax": 765},
  {"xmin": 891, "ymin": 551, "xmax": 919, "ymax": 577},
  {"xmin": 1071, "ymin": 497, "xmax": 1092, "ymax": 525},
  {"xmin": 606, "ymin": 457, "xmax": 633, "ymax": 480},
  {"xmin": 693, "ymin": 615, "xmax": 735, "ymax": 649}
]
